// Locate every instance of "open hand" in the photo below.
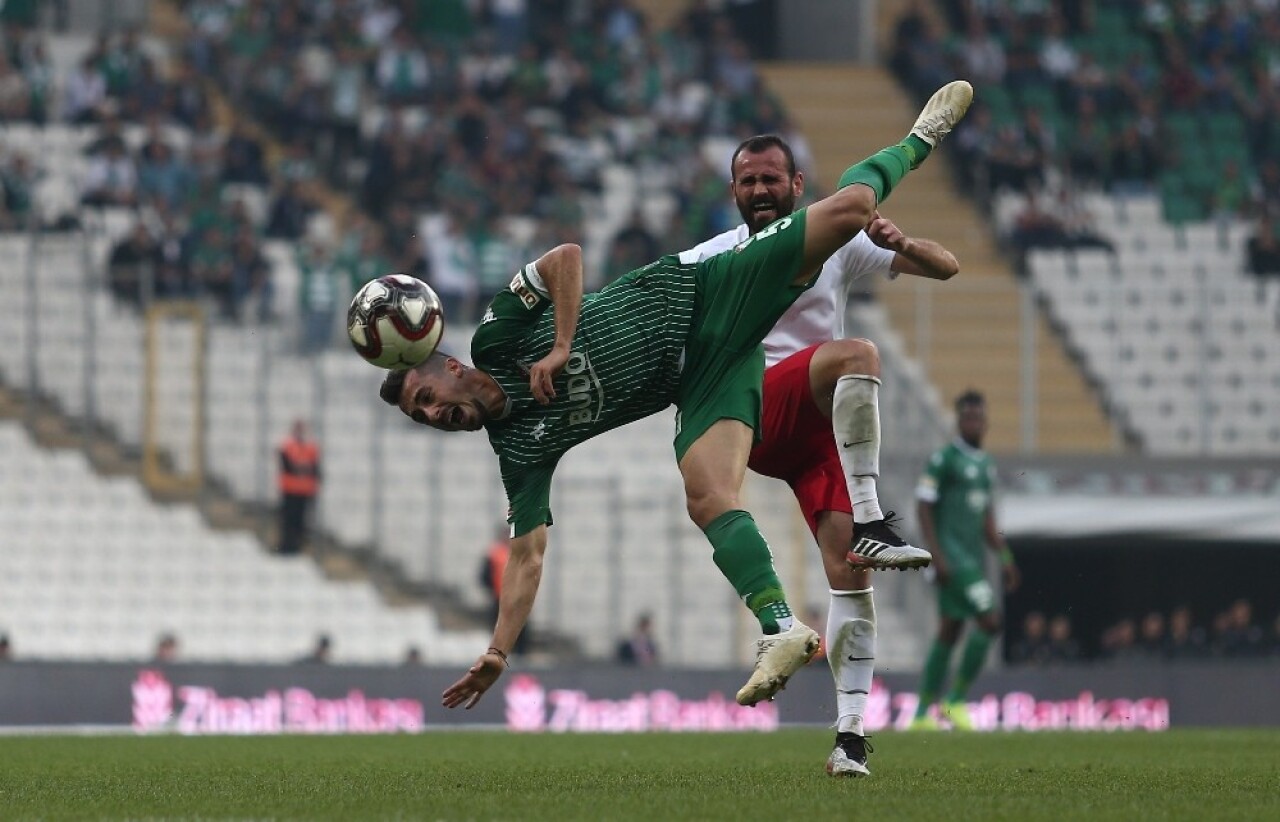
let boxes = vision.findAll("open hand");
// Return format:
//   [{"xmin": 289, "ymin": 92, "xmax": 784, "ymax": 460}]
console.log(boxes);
[
  {"xmin": 529, "ymin": 347, "xmax": 570, "ymax": 405},
  {"xmin": 442, "ymin": 651, "xmax": 508, "ymax": 709}
]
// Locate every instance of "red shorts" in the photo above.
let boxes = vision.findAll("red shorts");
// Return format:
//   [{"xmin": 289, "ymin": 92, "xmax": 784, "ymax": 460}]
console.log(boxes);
[{"xmin": 748, "ymin": 343, "xmax": 849, "ymax": 537}]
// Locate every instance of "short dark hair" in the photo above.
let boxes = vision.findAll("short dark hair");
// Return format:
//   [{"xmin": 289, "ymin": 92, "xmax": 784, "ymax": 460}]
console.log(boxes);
[
  {"xmin": 729, "ymin": 134, "xmax": 796, "ymax": 180},
  {"xmin": 955, "ymin": 389, "xmax": 986, "ymax": 412},
  {"xmin": 378, "ymin": 350, "xmax": 453, "ymax": 407},
  {"xmin": 379, "ymin": 368, "xmax": 409, "ymax": 406}
]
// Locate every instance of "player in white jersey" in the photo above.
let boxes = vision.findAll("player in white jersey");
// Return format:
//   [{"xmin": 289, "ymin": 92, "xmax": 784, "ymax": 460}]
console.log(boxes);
[{"xmin": 681, "ymin": 134, "xmax": 958, "ymax": 776}]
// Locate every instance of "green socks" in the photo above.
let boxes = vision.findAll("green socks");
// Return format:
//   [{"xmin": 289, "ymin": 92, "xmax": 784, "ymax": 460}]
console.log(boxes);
[
  {"xmin": 915, "ymin": 639, "xmax": 955, "ymax": 717},
  {"xmin": 947, "ymin": 630, "xmax": 994, "ymax": 704},
  {"xmin": 703, "ymin": 510, "xmax": 793, "ymax": 635},
  {"xmin": 835, "ymin": 135, "xmax": 933, "ymax": 204}
]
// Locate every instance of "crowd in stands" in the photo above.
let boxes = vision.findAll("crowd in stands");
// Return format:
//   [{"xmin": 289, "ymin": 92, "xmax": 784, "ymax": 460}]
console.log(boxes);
[
  {"xmin": 178, "ymin": 0, "xmax": 811, "ymax": 322},
  {"xmin": 1009, "ymin": 599, "xmax": 1280, "ymax": 665},
  {"xmin": 890, "ymin": 0, "xmax": 1280, "ymax": 269}
]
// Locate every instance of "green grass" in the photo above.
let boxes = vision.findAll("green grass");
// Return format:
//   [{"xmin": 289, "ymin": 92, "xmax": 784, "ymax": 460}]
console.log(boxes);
[{"xmin": 1, "ymin": 730, "xmax": 1277, "ymax": 821}]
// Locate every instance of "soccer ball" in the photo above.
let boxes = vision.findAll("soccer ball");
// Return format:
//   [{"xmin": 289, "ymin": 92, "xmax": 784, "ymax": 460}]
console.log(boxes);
[{"xmin": 347, "ymin": 274, "xmax": 445, "ymax": 369}]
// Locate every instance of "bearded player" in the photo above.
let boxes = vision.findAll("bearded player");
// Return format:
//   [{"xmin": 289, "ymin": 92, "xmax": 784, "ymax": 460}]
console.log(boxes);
[{"xmin": 680, "ymin": 135, "xmax": 958, "ymax": 776}]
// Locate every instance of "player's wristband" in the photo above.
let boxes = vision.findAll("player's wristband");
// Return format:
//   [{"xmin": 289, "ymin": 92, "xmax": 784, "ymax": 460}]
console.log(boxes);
[
  {"xmin": 999, "ymin": 547, "xmax": 1015, "ymax": 566},
  {"xmin": 487, "ymin": 647, "xmax": 510, "ymax": 666}
]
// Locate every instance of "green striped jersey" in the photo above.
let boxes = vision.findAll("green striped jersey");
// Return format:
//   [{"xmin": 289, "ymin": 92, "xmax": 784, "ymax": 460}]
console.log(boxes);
[{"xmin": 472, "ymin": 259, "xmax": 698, "ymax": 535}]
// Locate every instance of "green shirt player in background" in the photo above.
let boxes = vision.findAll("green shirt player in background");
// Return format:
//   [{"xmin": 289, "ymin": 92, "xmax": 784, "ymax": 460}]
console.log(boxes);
[
  {"xmin": 377, "ymin": 81, "xmax": 974, "ymax": 712},
  {"xmin": 910, "ymin": 390, "xmax": 1020, "ymax": 730}
]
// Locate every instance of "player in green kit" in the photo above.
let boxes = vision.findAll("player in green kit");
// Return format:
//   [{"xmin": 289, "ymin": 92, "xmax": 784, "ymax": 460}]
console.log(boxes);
[
  {"xmin": 376, "ymin": 81, "xmax": 974, "ymax": 711},
  {"xmin": 910, "ymin": 390, "xmax": 1020, "ymax": 730}
]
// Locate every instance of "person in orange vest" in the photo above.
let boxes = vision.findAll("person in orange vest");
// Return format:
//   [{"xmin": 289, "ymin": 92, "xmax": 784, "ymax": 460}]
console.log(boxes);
[
  {"xmin": 478, "ymin": 524, "xmax": 529, "ymax": 654},
  {"xmin": 278, "ymin": 419, "xmax": 321, "ymax": 555}
]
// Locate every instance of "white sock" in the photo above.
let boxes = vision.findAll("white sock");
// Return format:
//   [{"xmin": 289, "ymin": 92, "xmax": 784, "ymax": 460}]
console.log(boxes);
[
  {"xmin": 833, "ymin": 375, "xmax": 884, "ymax": 524},
  {"xmin": 827, "ymin": 587, "xmax": 875, "ymax": 736}
]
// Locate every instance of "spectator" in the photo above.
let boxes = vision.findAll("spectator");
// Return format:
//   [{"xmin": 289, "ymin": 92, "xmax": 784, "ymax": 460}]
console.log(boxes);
[
  {"xmin": 297, "ymin": 240, "xmax": 343, "ymax": 353},
  {"xmin": 151, "ymin": 206, "xmax": 193, "ymax": 298},
  {"xmin": 107, "ymin": 221, "xmax": 157, "ymax": 304},
  {"xmin": 616, "ymin": 613, "xmax": 660, "ymax": 666},
  {"xmin": 0, "ymin": 152, "xmax": 38, "ymax": 231},
  {"xmin": 1008, "ymin": 610, "xmax": 1051, "ymax": 665},
  {"xmin": 1109, "ymin": 124, "xmax": 1160, "ymax": 194},
  {"xmin": 266, "ymin": 179, "xmax": 315, "ymax": 240},
  {"xmin": 1218, "ymin": 598, "xmax": 1266, "ymax": 658},
  {"xmin": 1247, "ymin": 217, "xmax": 1280, "ymax": 278},
  {"xmin": 0, "ymin": 53, "xmax": 31, "ymax": 120},
  {"xmin": 0, "ymin": 632, "xmax": 9, "ymax": 661},
  {"xmin": 1101, "ymin": 618, "xmax": 1139, "ymax": 662},
  {"xmin": 137, "ymin": 141, "xmax": 194, "ymax": 210},
  {"xmin": 227, "ymin": 227, "xmax": 273, "ymax": 321},
  {"xmin": 299, "ymin": 634, "xmax": 331, "ymax": 664},
  {"xmin": 1046, "ymin": 614, "xmax": 1081, "ymax": 663},
  {"xmin": 375, "ymin": 26, "xmax": 430, "ymax": 103},
  {"xmin": 277, "ymin": 419, "xmax": 321, "ymax": 556},
  {"xmin": 958, "ymin": 16, "xmax": 1005, "ymax": 86},
  {"xmin": 1010, "ymin": 192, "xmax": 1073, "ymax": 251},
  {"xmin": 152, "ymin": 633, "xmax": 179, "ymax": 663},
  {"xmin": 425, "ymin": 209, "xmax": 479, "ymax": 322},
  {"xmin": 80, "ymin": 136, "xmax": 138, "ymax": 207},
  {"xmin": 221, "ymin": 120, "xmax": 269, "ymax": 185},
  {"xmin": 605, "ymin": 211, "xmax": 659, "ymax": 283},
  {"xmin": 403, "ymin": 646, "xmax": 423, "ymax": 666},
  {"xmin": 63, "ymin": 55, "xmax": 108, "ymax": 122},
  {"xmin": 1165, "ymin": 606, "xmax": 1210, "ymax": 659},
  {"xmin": 1138, "ymin": 611, "xmax": 1167, "ymax": 658}
]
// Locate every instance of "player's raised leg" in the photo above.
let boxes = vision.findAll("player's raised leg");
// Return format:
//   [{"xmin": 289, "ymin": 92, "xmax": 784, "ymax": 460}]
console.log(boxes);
[
  {"xmin": 793, "ymin": 80, "xmax": 973, "ymax": 285},
  {"xmin": 809, "ymin": 339, "xmax": 932, "ymax": 569}
]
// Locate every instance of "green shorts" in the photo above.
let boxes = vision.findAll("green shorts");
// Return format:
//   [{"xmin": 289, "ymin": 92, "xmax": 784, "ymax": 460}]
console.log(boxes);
[
  {"xmin": 938, "ymin": 566, "xmax": 997, "ymax": 620},
  {"xmin": 673, "ymin": 209, "xmax": 815, "ymax": 459}
]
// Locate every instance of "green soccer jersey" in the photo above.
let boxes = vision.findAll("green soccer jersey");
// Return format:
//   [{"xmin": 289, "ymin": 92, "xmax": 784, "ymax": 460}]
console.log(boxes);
[
  {"xmin": 472, "ymin": 260, "xmax": 698, "ymax": 535},
  {"xmin": 915, "ymin": 439, "xmax": 997, "ymax": 574}
]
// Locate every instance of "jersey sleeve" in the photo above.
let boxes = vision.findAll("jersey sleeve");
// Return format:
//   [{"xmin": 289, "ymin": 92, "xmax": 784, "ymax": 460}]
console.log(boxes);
[
  {"xmin": 915, "ymin": 448, "xmax": 946, "ymax": 503},
  {"xmin": 470, "ymin": 262, "xmax": 553, "ymax": 363},
  {"xmin": 500, "ymin": 455, "xmax": 559, "ymax": 537},
  {"xmin": 833, "ymin": 232, "xmax": 898, "ymax": 284}
]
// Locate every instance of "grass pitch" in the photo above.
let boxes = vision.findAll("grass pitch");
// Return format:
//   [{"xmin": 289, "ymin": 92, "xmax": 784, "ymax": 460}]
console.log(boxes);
[{"xmin": 0, "ymin": 729, "xmax": 1276, "ymax": 821}]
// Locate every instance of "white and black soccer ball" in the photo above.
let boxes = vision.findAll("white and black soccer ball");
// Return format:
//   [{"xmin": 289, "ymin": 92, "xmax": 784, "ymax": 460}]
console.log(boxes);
[{"xmin": 347, "ymin": 274, "xmax": 445, "ymax": 369}]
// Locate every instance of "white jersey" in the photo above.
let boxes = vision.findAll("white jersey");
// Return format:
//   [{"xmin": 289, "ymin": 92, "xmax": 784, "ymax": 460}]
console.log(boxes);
[{"xmin": 679, "ymin": 224, "xmax": 897, "ymax": 368}]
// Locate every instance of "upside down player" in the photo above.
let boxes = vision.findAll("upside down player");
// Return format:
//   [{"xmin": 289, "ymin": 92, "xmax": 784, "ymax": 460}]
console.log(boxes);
[
  {"xmin": 681, "ymin": 136, "xmax": 958, "ymax": 776},
  {"xmin": 376, "ymin": 81, "xmax": 974, "ymax": 716}
]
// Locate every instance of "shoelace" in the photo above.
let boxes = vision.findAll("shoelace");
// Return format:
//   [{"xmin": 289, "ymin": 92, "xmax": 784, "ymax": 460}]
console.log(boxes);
[{"xmin": 915, "ymin": 112, "xmax": 954, "ymax": 142}]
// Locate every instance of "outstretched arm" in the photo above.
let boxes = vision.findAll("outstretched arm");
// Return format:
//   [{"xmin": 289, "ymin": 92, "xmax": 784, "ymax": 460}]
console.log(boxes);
[
  {"xmin": 528, "ymin": 243, "xmax": 583, "ymax": 403},
  {"xmin": 866, "ymin": 212, "xmax": 959, "ymax": 280},
  {"xmin": 442, "ymin": 524, "xmax": 547, "ymax": 709}
]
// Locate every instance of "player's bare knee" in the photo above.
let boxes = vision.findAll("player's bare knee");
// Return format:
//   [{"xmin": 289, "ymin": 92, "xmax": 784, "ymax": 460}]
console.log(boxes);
[
  {"xmin": 831, "ymin": 337, "xmax": 879, "ymax": 376},
  {"xmin": 684, "ymin": 490, "xmax": 736, "ymax": 530}
]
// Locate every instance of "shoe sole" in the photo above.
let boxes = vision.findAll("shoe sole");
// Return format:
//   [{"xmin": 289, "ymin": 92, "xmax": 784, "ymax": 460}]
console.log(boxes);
[
  {"xmin": 825, "ymin": 761, "xmax": 870, "ymax": 778},
  {"xmin": 735, "ymin": 634, "xmax": 821, "ymax": 707},
  {"xmin": 845, "ymin": 552, "xmax": 932, "ymax": 571}
]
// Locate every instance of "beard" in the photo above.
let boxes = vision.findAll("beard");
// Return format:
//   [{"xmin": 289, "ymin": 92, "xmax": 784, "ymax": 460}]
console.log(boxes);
[{"xmin": 738, "ymin": 191, "xmax": 796, "ymax": 234}]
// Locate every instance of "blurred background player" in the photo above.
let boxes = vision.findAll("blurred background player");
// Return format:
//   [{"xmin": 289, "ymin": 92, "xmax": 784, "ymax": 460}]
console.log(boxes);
[
  {"xmin": 680, "ymin": 134, "xmax": 958, "ymax": 776},
  {"xmin": 911, "ymin": 389, "xmax": 1019, "ymax": 730},
  {"xmin": 381, "ymin": 81, "xmax": 975, "ymax": 712}
]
